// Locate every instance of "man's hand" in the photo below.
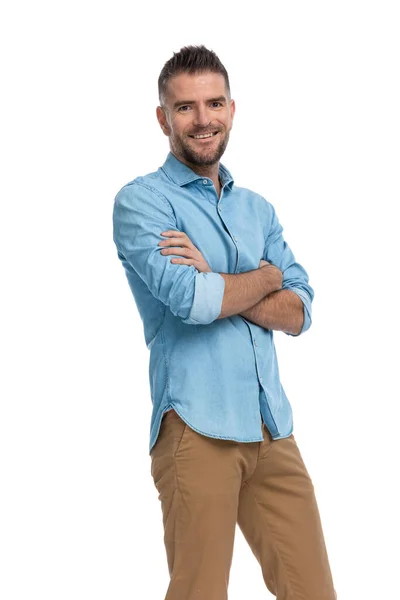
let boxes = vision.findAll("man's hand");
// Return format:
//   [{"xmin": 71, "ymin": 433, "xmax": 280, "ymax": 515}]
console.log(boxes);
[
  {"xmin": 258, "ymin": 259, "xmax": 283, "ymax": 289},
  {"xmin": 240, "ymin": 258, "xmax": 303, "ymax": 334},
  {"xmin": 159, "ymin": 230, "xmax": 212, "ymax": 273}
]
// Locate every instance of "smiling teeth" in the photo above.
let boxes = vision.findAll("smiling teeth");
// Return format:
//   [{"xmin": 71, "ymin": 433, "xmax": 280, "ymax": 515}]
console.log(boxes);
[{"xmin": 193, "ymin": 133, "xmax": 215, "ymax": 139}]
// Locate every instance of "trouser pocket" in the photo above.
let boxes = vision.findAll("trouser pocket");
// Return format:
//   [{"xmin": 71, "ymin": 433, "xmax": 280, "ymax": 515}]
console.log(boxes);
[{"xmin": 151, "ymin": 410, "xmax": 188, "ymax": 480}]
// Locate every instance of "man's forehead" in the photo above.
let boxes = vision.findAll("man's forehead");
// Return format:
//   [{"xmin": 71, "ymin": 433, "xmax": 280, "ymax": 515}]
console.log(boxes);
[{"xmin": 165, "ymin": 71, "xmax": 227, "ymax": 100}]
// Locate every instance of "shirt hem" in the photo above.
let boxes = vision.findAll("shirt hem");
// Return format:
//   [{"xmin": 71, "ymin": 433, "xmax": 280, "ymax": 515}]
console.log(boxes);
[
  {"xmin": 150, "ymin": 404, "xmax": 264, "ymax": 453},
  {"xmin": 271, "ymin": 430, "xmax": 293, "ymax": 440}
]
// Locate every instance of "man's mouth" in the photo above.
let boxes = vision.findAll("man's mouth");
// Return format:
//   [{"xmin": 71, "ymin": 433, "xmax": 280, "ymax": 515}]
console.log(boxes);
[{"xmin": 188, "ymin": 131, "xmax": 219, "ymax": 139}]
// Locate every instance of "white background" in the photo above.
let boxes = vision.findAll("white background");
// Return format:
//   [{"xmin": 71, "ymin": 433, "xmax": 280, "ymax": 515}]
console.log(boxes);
[{"xmin": 1, "ymin": 1, "xmax": 399, "ymax": 598}]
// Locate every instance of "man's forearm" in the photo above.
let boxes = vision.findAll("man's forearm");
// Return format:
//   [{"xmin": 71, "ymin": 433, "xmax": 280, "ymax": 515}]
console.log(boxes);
[
  {"xmin": 217, "ymin": 266, "xmax": 282, "ymax": 320},
  {"xmin": 239, "ymin": 289, "xmax": 304, "ymax": 335}
]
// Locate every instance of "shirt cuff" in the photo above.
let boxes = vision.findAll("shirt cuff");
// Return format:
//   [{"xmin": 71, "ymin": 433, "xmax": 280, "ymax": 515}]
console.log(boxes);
[
  {"xmin": 181, "ymin": 272, "xmax": 225, "ymax": 325},
  {"xmin": 285, "ymin": 287, "xmax": 312, "ymax": 336}
]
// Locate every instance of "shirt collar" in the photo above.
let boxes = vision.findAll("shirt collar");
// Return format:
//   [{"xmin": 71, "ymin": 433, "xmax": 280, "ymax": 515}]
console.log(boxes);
[{"xmin": 161, "ymin": 151, "xmax": 234, "ymax": 190}]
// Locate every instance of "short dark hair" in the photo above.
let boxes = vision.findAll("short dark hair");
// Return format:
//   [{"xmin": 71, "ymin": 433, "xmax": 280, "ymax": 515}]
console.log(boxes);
[{"xmin": 158, "ymin": 45, "xmax": 230, "ymax": 106}]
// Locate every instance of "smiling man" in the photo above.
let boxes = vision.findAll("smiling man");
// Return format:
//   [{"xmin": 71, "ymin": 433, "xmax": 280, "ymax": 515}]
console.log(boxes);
[
  {"xmin": 113, "ymin": 45, "xmax": 337, "ymax": 600},
  {"xmin": 156, "ymin": 70, "xmax": 234, "ymax": 188}
]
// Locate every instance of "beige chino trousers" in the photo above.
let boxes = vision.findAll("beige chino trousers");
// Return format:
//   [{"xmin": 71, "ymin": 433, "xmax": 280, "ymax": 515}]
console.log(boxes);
[{"xmin": 150, "ymin": 409, "xmax": 337, "ymax": 600}]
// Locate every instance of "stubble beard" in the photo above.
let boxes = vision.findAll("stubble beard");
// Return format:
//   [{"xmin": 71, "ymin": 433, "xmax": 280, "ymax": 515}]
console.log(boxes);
[{"xmin": 172, "ymin": 130, "xmax": 230, "ymax": 167}]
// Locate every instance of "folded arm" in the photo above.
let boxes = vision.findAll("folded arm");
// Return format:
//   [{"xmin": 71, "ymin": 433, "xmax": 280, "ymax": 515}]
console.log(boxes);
[
  {"xmin": 113, "ymin": 181, "xmax": 226, "ymax": 325},
  {"xmin": 114, "ymin": 184, "xmax": 312, "ymax": 334},
  {"xmin": 239, "ymin": 203, "xmax": 314, "ymax": 337},
  {"xmin": 217, "ymin": 264, "xmax": 282, "ymax": 320},
  {"xmin": 239, "ymin": 289, "xmax": 304, "ymax": 335},
  {"xmin": 113, "ymin": 182, "xmax": 284, "ymax": 327}
]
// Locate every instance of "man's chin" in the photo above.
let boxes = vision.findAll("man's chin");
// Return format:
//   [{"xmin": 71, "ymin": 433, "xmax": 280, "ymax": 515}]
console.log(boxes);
[
  {"xmin": 190, "ymin": 155, "xmax": 220, "ymax": 167},
  {"xmin": 182, "ymin": 146, "xmax": 225, "ymax": 167}
]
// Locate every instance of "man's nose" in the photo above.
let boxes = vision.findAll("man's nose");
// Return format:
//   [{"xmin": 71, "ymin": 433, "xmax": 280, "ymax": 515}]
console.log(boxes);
[{"xmin": 193, "ymin": 107, "xmax": 211, "ymax": 127}]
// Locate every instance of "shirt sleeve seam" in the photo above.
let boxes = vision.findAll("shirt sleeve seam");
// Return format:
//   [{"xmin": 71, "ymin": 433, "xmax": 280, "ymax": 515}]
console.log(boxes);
[{"xmin": 130, "ymin": 181, "xmax": 176, "ymax": 220}]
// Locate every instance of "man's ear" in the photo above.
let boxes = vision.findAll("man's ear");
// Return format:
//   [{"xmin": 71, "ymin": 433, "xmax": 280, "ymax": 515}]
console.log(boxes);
[
  {"xmin": 230, "ymin": 98, "xmax": 236, "ymax": 123},
  {"xmin": 156, "ymin": 106, "xmax": 171, "ymax": 137}
]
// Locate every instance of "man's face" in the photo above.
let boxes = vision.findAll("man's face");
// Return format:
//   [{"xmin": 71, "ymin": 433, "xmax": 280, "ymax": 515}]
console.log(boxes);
[{"xmin": 156, "ymin": 71, "xmax": 235, "ymax": 167}]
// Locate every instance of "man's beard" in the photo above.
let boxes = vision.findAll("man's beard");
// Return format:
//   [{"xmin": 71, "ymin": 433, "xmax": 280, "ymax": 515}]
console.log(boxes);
[{"xmin": 172, "ymin": 131, "xmax": 230, "ymax": 167}]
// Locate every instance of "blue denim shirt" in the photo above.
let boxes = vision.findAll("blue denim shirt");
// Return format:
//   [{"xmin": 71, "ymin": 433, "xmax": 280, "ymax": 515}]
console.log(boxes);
[{"xmin": 113, "ymin": 152, "xmax": 314, "ymax": 454}]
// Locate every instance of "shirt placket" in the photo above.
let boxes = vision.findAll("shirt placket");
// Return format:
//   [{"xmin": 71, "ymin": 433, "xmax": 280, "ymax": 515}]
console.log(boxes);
[
  {"xmin": 220, "ymin": 192, "xmax": 281, "ymax": 436},
  {"xmin": 214, "ymin": 185, "xmax": 240, "ymax": 274},
  {"xmin": 202, "ymin": 176, "xmax": 280, "ymax": 436}
]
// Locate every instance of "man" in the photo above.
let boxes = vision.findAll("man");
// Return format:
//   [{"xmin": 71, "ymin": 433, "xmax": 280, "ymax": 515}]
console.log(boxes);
[{"xmin": 113, "ymin": 45, "xmax": 337, "ymax": 600}]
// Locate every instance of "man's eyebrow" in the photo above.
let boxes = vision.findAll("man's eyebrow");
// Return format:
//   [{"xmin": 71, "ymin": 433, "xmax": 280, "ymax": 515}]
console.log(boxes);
[{"xmin": 172, "ymin": 96, "xmax": 227, "ymax": 109}]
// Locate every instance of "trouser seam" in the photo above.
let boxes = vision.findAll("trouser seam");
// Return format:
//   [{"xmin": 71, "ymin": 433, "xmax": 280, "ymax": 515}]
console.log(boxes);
[
  {"xmin": 242, "ymin": 480, "xmax": 296, "ymax": 599},
  {"xmin": 242, "ymin": 437, "xmax": 273, "ymax": 488}
]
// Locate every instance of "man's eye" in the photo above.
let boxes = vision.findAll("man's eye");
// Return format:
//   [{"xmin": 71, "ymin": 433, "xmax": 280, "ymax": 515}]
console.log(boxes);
[
  {"xmin": 211, "ymin": 102, "xmax": 222, "ymax": 108},
  {"xmin": 178, "ymin": 105, "xmax": 191, "ymax": 112}
]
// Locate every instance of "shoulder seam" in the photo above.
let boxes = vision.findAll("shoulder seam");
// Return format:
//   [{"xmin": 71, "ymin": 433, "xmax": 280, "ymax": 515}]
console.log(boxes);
[{"xmin": 129, "ymin": 180, "xmax": 175, "ymax": 219}]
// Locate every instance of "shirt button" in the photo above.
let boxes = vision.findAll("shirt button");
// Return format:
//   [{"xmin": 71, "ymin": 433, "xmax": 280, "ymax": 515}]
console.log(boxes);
[
  {"xmin": 260, "ymin": 378, "xmax": 263, "ymax": 383},
  {"xmin": 233, "ymin": 236, "xmax": 238, "ymax": 241},
  {"xmin": 203, "ymin": 179, "xmax": 208, "ymax": 185},
  {"xmin": 254, "ymin": 340, "xmax": 257, "ymax": 347}
]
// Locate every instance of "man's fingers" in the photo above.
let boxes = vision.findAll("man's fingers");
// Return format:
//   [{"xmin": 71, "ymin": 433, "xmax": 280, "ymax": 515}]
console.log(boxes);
[
  {"xmin": 160, "ymin": 247, "xmax": 194, "ymax": 257},
  {"xmin": 170, "ymin": 257, "xmax": 196, "ymax": 266},
  {"xmin": 159, "ymin": 235, "xmax": 194, "ymax": 249},
  {"xmin": 159, "ymin": 237, "xmax": 188, "ymax": 247},
  {"xmin": 259, "ymin": 259, "xmax": 270, "ymax": 267},
  {"xmin": 160, "ymin": 230, "xmax": 185, "ymax": 237}
]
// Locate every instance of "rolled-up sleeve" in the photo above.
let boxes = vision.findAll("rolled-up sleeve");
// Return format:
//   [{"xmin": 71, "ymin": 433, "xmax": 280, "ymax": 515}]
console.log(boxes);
[
  {"xmin": 113, "ymin": 181, "xmax": 225, "ymax": 325},
  {"xmin": 263, "ymin": 203, "xmax": 314, "ymax": 336},
  {"xmin": 181, "ymin": 271, "xmax": 225, "ymax": 324}
]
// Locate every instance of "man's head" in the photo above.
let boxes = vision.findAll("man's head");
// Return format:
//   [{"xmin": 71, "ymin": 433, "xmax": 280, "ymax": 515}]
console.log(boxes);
[{"xmin": 156, "ymin": 45, "xmax": 235, "ymax": 169}]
